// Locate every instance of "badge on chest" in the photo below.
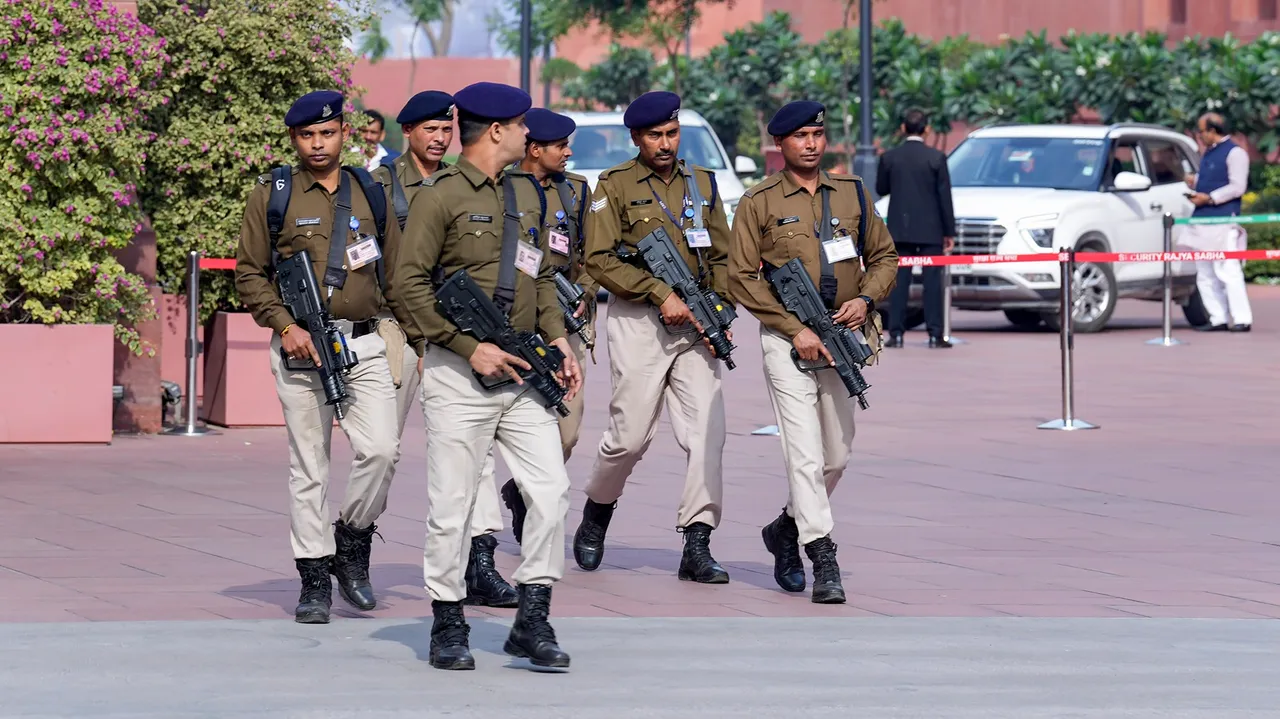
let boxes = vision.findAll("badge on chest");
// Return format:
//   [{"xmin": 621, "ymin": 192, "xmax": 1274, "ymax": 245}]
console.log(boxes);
[{"xmin": 345, "ymin": 216, "xmax": 381, "ymax": 270}]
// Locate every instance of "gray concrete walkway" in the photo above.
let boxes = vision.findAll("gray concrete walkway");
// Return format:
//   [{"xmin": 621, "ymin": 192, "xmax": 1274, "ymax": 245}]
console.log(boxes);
[{"xmin": 1, "ymin": 617, "xmax": 1277, "ymax": 718}]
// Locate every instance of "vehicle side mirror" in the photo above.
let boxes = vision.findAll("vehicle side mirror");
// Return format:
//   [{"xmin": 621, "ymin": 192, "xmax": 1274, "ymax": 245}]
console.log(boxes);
[
  {"xmin": 734, "ymin": 155, "xmax": 759, "ymax": 176},
  {"xmin": 1110, "ymin": 171, "xmax": 1152, "ymax": 192}
]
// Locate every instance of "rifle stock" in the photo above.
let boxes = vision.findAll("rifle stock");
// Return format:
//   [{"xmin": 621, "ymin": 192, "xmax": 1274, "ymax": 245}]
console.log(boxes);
[
  {"xmin": 275, "ymin": 250, "xmax": 360, "ymax": 419},
  {"xmin": 766, "ymin": 258, "xmax": 874, "ymax": 410},
  {"xmin": 434, "ymin": 269, "xmax": 571, "ymax": 417},
  {"xmin": 619, "ymin": 227, "xmax": 737, "ymax": 369}
]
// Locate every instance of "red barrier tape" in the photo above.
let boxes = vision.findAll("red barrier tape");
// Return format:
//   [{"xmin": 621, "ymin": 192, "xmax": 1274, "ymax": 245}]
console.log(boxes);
[{"xmin": 196, "ymin": 248, "xmax": 1280, "ymax": 273}]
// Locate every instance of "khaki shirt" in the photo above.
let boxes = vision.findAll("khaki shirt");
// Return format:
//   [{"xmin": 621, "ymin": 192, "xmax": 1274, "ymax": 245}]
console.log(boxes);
[
  {"xmin": 729, "ymin": 170, "xmax": 898, "ymax": 339},
  {"xmin": 383, "ymin": 155, "xmax": 565, "ymax": 360},
  {"xmin": 528, "ymin": 169, "xmax": 598, "ymax": 300},
  {"xmin": 371, "ymin": 156, "xmax": 449, "ymax": 213},
  {"xmin": 583, "ymin": 158, "xmax": 731, "ymax": 307},
  {"xmin": 235, "ymin": 166, "xmax": 402, "ymax": 335}
]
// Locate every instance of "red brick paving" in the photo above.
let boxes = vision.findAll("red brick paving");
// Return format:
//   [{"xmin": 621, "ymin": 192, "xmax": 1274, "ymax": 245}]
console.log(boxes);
[{"xmin": 0, "ymin": 287, "xmax": 1278, "ymax": 623}]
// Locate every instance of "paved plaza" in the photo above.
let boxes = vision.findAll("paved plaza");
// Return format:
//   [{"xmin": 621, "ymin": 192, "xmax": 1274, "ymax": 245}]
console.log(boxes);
[{"xmin": 1, "ymin": 287, "xmax": 1278, "ymax": 715}]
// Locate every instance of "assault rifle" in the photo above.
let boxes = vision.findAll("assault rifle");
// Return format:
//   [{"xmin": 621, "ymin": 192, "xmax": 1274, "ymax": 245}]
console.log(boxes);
[
  {"xmin": 553, "ymin": 268, "xmax": 593, "ymax": 348},
  {"xmin": 435, "ymin": 269, "xmax": 571, "ymax": 417},
  {"xmin": 620, "ymin": 227, "xmax": 737, "ymax": 370},
  {"xmin": 276, "ymin": 250, "xmax": 360, "ymax": 419},
  {"xmin": 766, "ymin": 257, "xmax": 874, "ymax": 410}
]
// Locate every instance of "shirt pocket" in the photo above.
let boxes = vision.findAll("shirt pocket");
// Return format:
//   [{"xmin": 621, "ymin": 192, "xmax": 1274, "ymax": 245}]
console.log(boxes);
[
  {"xmin": 623, "ymin": 205, "xmax": 659, "ymax": 232},
  {"xmin": 766, "ymin": 220, "xmax": 815, "ymax": 262}
]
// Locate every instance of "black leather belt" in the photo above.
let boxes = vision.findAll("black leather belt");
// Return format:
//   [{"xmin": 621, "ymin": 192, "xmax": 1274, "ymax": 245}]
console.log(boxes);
[{"xmin": 351, "ymin": 319, "xmax": 377, "ymax": 338}]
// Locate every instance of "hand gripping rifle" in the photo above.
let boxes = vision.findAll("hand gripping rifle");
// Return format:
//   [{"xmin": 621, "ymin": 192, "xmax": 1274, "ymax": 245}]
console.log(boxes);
[
  {"xmin": 553, "ymin": 268, "xmax": 594, "ymax": 349},
  {"xmin": 434, "ymin": 268, "xmax": 571, "ymax": 417},
  {"xmin": 619, "ymin": 226, "xmax": 737, "ymax": 370},
  {"xmin": 766, "ymin": 257, "xmax": 874, "ymax": 410},
  {"xmin": 275, "ymin": 250, "xmax": 360, "ymax": 419}
]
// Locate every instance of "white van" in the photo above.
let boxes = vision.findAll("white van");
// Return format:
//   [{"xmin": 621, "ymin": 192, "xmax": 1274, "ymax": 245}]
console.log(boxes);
[{"xmin": 560, "ymin": 108, "xmax": 759, "ymax": 227}]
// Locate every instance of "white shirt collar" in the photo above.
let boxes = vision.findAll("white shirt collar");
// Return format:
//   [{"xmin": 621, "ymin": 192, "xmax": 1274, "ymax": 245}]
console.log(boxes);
[{"xmin": 906, "ymin": 136, "xmax": 925, "ymax": 142}]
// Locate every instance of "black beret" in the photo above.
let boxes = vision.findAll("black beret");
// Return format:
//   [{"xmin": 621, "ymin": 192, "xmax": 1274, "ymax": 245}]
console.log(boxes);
[
  {"xmin": 397, "ymin": 90, "xmax": 454, "ymax": 125},
  {"xmin": 767, "ymin": 101, "xmax": 826, "ymax": 137},
  {"xmin": 453, "ymin": 81, "xmax": 532, "ymax": 121},
  {"xmin": 623, "ymin": 91, "xmax": 681, "ymax": 129},
  {"xmin": 525, "ymin": 108, "xmax": 576, "ymax": 143},
  {"xmin": 284, "ymin": 90, "xmax": 344, "ymax": 128}
]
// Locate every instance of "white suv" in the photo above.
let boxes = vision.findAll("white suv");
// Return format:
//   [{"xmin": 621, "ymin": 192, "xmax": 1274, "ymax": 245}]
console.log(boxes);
[
  {"xmin": 875, "ymin": 122, "xmax": 1210, "ymax": 333},
  {"xmin": 560, "ymin": 108, "xmax": 759, "ymax": 228}
]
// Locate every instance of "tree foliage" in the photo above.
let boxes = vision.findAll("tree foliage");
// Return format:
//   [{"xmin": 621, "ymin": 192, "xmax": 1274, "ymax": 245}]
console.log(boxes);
[{"xmin": 0, "ymin": 0, "xmax": 170, "ymax": 353}]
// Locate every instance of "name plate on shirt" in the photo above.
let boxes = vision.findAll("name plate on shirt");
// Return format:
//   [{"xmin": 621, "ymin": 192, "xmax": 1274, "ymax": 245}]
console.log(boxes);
[
  {"xmin": 548, "ymin": 230, "xmax": 571, "ymax": 256},
  {"xmin": 822, "ymin": 237, "xmax": 858, "ymax": 264},
  {"xmin": 346, "ymin": 236, "xmax": 382, "ymax": 270},
  {"xmin": 515, "ymin": 241, "xmax": 543, "ymax": 278},
  {"xmin": 685, "ymin": 228, "xmax": 711, "ymax": 249}
]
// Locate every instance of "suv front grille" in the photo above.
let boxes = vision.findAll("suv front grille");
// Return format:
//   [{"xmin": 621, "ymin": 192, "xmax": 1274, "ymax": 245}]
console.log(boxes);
[{"xmin": 954, "ymin": 218, "xmax": 1006, "ymax": 256}]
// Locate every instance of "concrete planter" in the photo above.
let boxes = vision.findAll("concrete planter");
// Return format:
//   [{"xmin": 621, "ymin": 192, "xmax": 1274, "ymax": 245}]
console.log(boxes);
[
  {"xmin": 0, "ymin": 324, "xmax": 115, "ymax": 443},
  {"xmin": 200, "ymin": 311, "xmax": 284, "ymax": 427}
]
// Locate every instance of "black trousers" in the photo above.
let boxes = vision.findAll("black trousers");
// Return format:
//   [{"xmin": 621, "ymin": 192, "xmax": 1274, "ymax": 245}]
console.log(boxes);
[{"xmin": 888, "ymin": 242, "xmax": 945, "ymax": 337}]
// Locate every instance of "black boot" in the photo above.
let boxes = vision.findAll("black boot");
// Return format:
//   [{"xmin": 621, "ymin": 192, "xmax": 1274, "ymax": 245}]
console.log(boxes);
[
  {"xmin": 504, "ymin": 584, "xmax": 570, "ymax": 668},
  {"xmin": 761, "ymin": 509, "xmax": 805, "ymax": 592},
  {"xmin": 429, "ymin": 600, "xmax": 475, "ymax": 670},
  {"xmin": 572, "ymin": 499, "xmax": 615, "ymax": 571},
  {"xmin": 331, "ymin": 519, "xmax": 378, "ymax": 610},
  {"xmin": 678, "ymin": 522, "xmax": 730, "ymax": 584},
  {"xmin": 464, "ymin": 534, "xmax": 519, "ymax": 608},
  {"xmin": 294, "ymin": 557, "xmax": 333, "ymax": 624},
  {"xmin": 500, "ymin": 478, "xmax": 528, "ymax": 545},
  {"xmin": 804, "ymin": 536, "xmax": 847, "ymax": 604}
]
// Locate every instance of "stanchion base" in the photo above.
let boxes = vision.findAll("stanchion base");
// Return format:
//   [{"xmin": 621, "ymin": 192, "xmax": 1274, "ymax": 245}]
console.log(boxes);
[
  {"xmin": 162, "ymin": 425, "xmax": 218, "ymax": 437},
  {"xmin": 941, "ymin": 335, "xmax": 969, "ymax": 345},
  {"xmin": 1037, "ymin": 418, "xmax": 1098, "ymax": 431},
  {"xmin": 1144, "ymin": 336, "xmax": 1186, "ymax": 346}
]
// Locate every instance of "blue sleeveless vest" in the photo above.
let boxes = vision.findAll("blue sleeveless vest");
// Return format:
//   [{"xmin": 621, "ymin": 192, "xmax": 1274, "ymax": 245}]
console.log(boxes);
[{"xmin": 1193, "ymin": 139, "xmax": 1242, "ymax": 218}]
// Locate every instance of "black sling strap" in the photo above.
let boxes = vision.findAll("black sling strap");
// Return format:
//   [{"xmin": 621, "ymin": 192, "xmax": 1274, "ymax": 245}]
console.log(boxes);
[
  {"xmin": 389, "ymin": 165, "xmax": 410, "ymax": 231},
  {"xmin": 323, "ymin": 171, "xmax": 354, "ymax": 292},
  {"xmin": 552, "ymin": 176, "xmax": 580, "ymax": 263},
  {"xmin": 680, "ymin": 164, "xmax": 711, "ymax": 285},
  {"xmin": 266, "ymin": 166, "xmax": 292, "ymax": 273},
  {"xmin": 493, "ymin": 173, "xmax": 523, "ymax": 316},
  {"xmin": 816, "ymin": 174, "xmax": 870, "ymax": 310}
]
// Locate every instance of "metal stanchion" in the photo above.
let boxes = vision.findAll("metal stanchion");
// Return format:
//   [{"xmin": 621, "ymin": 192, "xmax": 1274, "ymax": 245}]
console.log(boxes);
[
  {"xmin": 1146, "ymin": 212, "xmax": 1185, "ymax": 347},
  {"xmin": 164, "ymin": 250, "xmax": 216, "ymax": 436},
  {"xmin": 1038, "ymin": 248, "xmax": 1097, "ymax": 431},
  {"xmin": 941, "ymin": 259, "xmax": 966, "ymax": 345}
]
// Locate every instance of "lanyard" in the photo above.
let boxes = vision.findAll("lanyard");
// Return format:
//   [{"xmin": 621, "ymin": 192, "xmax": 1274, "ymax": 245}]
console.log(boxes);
[{"xmin": 644, "ymin": 174, "xmax": 708, "ymax": 283}]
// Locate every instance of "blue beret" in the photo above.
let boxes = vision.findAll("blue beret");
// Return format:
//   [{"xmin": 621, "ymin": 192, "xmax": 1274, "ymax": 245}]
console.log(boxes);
[
  {"xmin": 284, "ymin": 90, "xmax": 344, "ymax": 128},
  {"xmin": 397, "ymin": 90, "xmax": 454, "ymax": 125},
  {"xmin": 623, "ymin": 91, "xmax": 681, "ymax": 129},
  {"xmin": 767, "ymin": 101, "xmax": 826, "ymax": 137},
  {"xmin": 525, "ymin": 108, "xmax": 576, "ymax": 143},
  {"xmin": 453, "ymin": 81, "xmax": 531, "ymax": 121}
]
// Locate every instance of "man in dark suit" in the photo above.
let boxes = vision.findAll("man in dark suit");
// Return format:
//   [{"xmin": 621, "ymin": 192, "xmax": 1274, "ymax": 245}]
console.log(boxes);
[{"xmin": 875, "ymin": 108, "xmax": 956, "ymax": 348}]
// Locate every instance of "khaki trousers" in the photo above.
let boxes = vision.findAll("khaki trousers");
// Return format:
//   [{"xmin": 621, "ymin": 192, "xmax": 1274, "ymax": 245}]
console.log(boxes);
[
  {"xmin": 759, "ymin": 326, "xmax": 856, "ymax": 545},
  {"xmin": 585, "ymin": 295, "xmax": 725, "ymax": 528},
  {"xmin": 420, "ymin": 346, "xmax": 571, "ymax": 602},
  {"xmin": 386, "ymin": 320, "xmax": 505, "ymax": 536},
  {"xmin": 269, "ymin": 331, "xmax": 399, "ymax": 559}
]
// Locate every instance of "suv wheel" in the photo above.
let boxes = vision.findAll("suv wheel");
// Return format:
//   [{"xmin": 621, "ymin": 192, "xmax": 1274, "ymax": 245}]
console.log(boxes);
[
  {"xmin": 1042, "ymin": 252, "xmax": 1117, "ymax": 334},
  {"xmin": 1181, "ymin": 288, "xmax": 1210, "ymax": 328},
  {"xmin": 1003, "ymin": 309, "xmax": 1043, "ymax": 329}
]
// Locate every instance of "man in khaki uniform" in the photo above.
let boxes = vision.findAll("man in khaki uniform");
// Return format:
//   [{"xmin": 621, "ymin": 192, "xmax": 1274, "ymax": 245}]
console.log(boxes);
[
  {"xmin": 383, "ymin": 81, "xmax": 581, "ymax": 671},
  {"xmin": 372, "ymin": 90, "xmax": 517, "ymax": 609},
  {"xmin": 498, "ymin": 107, "xmax": 596, "ymax": 546},
  {"xmin": 234, "ymin": 90, "xmax": 402, "ymax": 624},
  {"xmin": 729, "ymin": 101, "xmax": 898, "ymax": 604},
  {"xmin": 576, "ymin": 90, "xmax": 733, "ymax": 584}
]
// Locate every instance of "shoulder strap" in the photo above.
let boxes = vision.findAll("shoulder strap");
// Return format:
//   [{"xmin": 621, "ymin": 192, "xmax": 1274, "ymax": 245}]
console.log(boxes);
[
  {"xmin": 266, "ymin": 165, "xmax": 292, "ymax": 272},
  {"xmin": 389, "ymin": 165, "xmax": 409, "ymax": 231},
  {"xmin": 817, "ymin": 172, "xmax": 838, "ymax": 310},
  {"xmin": 552, "ymin": 177, "xmax": 579, "ymax": 261},
  {"xmin": 680, "ymin": 164, "xmax": 711, "ymax": 284},
  {"xmin": 852, "ymin": 177, "xmax": 868, "ymax": 259},
  {"xmin": 323, "ymin": 171, "xmax": 354, "ymax": 294},
  {"xmin": 343, "ymin": 165, "xmax": 388, "ymax": 293},
  {"xmin": 524, "ymin": 173, "xmax": 548, "ymax": 229},
  {"xmin": 494, "ymin": 174, "xmax": 524, "ymax": 316}
]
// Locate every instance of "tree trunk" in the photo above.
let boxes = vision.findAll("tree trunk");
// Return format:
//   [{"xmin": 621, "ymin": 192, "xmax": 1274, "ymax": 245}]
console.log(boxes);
[{"xmin": 542, "ymin": 43, "xmax": 552, "ymax": 106}]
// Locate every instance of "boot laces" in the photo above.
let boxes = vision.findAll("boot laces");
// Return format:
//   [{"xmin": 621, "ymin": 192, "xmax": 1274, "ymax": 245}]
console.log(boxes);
[
  {"xmin": 775, "ymin": 517, "xmax": 802, "ymax": 568},
  {"xmin": 298, "ymin": 563, "xmax": 330, "ymax": 603},
  {"xmin": 522, "ymin": 604, "xmax": 557, "ymax": 644},
  {"xmin": 335, "ymin": 525, "xmax": 381, "ymax": 582},
  {"xmin": 434, "ymin": 608, "xmax": 470, "ymax": 647},
  {"xmin": 808, "ymin": 539, "xmax": 841, "ymax": 584},
  {"xmin": 681, "ymin": 526, "xmax": 716, "ymax": 567}
]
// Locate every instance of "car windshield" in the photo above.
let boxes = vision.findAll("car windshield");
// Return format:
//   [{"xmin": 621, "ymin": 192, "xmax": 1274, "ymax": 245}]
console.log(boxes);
[
  {"xmin": 948, "ymin": 136, "xmax": 1107, "ymax": 191},
  {"xmin": 565, "ymin": 123, "xmax": 727, "ymax": 172}
]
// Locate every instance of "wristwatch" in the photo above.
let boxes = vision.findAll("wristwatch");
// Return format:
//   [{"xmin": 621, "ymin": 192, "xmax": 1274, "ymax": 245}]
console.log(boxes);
[{"xmin": 858, "ymin": 295, "xmax": 875, "ymax": 313}]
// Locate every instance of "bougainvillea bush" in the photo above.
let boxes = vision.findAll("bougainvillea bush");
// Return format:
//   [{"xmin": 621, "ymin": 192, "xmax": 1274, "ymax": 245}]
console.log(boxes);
[
  {"xmin": 0, "ymin": 0, "xmax": 170, "ymax": 354},
  {"xmin": 139, "ymin": 0, "xmax": 370, "ymax": 322}
]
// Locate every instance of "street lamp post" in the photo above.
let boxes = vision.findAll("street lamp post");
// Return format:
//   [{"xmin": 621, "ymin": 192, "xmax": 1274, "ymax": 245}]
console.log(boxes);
[
  {"xmin": 519, "ymin": 0, "xmax": 532, "ymax": 93},
  {"xmin": 852, "ymin": 0, "xmax": 878, "ymax": 200}
]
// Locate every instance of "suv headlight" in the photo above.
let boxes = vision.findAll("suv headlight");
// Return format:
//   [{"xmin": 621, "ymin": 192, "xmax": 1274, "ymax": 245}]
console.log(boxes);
[{"xmin": 1017, "ymin": 213, "xmax": 1059, "ymax": 248}]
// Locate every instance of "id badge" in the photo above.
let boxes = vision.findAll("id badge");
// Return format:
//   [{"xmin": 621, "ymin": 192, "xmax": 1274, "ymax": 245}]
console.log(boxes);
[
  {"xmin": 548, "ymin": 230, "xmax": 571, "ymax": 256},
  {"xmin": 515, "ymin": 241, "xmax": 544, "ymax": 278},
  {"xmin": 685, "ymin": 228, "xmax": 712, "ymax": 249},
  {"xmin": 822, "ymin": 237, "xmax": 858, "ymax": 264},
  {"xmin": 346, "ymin": 236, "xmax": 381, "ymax": 270}
]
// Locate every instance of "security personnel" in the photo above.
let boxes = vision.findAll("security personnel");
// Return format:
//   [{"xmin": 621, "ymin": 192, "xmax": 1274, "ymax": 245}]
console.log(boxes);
[
  {"xmin": 577, "ymin": 90, "xmax": 732, "ymax": 584},
  {"xmin": 373, "ymin": 90, "xmax": 518, "ymax": 609},
  {"xmin": 498, "ymin": 108, "xmax": 596, "ymax": 546},
  {"xmin": 383, "ymin": 81, "xmax": 581, "ymax": 671},
  {"xmin": 234, "ymin": 90, "xmax": 402, "ymax": 624},
  {"xmin": 728, "ymin": 101, "xmax": 898, "ymax": 604}
]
